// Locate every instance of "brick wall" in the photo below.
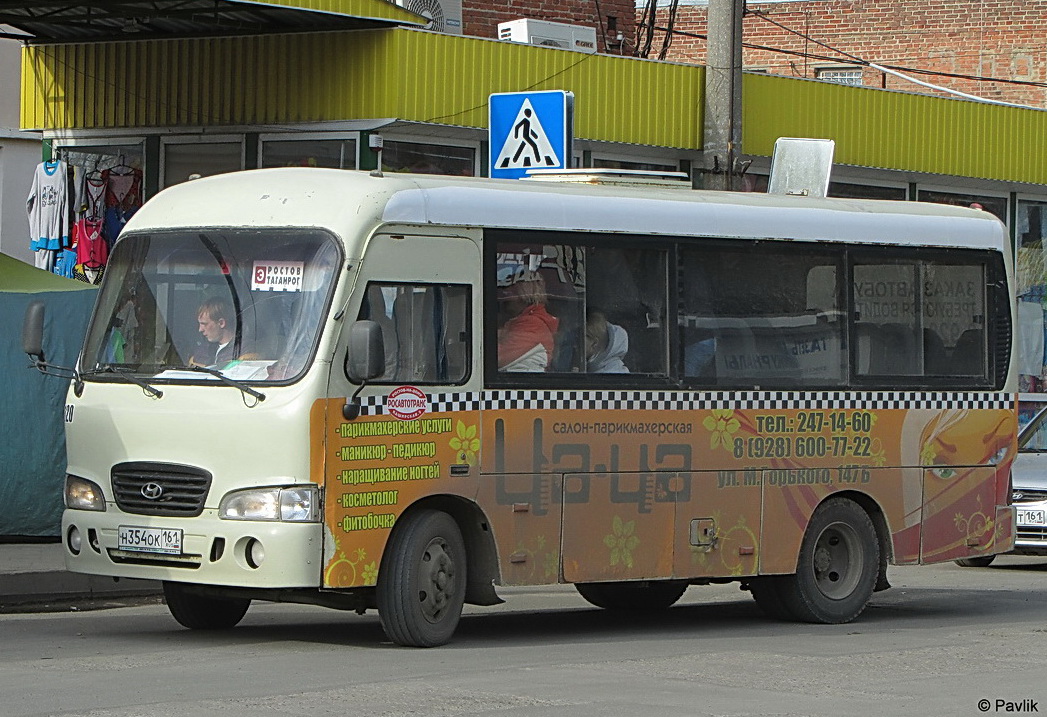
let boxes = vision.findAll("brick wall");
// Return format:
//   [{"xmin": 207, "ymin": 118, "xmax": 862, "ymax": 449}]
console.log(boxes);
[
  {"xmin": 646, "ymin": 0, "xmax": 1047, "ymax": 107},
  {"xmin": 462, "ymin": 0, "xmax": 635, "ymax": 53}
]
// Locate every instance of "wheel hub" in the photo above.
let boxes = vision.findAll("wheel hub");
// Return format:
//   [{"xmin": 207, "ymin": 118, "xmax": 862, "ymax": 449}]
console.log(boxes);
[
  {"xmin": 812, "ymin": 522, "xmax": 862, "ymax": 600},
  {"xmin": 418, "ymin": 538, "xmax": 455, "ymax": 623}
]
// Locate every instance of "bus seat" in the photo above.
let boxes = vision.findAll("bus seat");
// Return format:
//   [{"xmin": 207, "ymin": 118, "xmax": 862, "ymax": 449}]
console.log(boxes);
[
  {"xmin": 923, "ymin": 329, "xmax": 949, "ymax": 375},
  {"xmin": 877, "ymin": 323, "xmax": 918, "ymax": 374},
  {"xmin": 951, "ymin": 329, "xmax": 985, "ymax": 375},
  {"xmin": 855, "ymin": 323, "xmax": 882, "ymax": 375},
  {"xmin": 439, "ymin": 288, "xmax": 469, "ymax": 381},
  {"xmin": 393, "ymin": 289, "xmax": 436, "ymax": 381},
  {"xmin": 364, "ymin": 285, "xmax": 398, "ymax": 380},
  {"xmin": 551, "ymin": 325, "xmax": 579, "ymax": 372}
]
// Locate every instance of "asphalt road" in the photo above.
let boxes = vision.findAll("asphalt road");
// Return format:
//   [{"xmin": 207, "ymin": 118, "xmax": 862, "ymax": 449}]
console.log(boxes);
[{"xmin": 2, "ymin": 556, "xmax": 1046, "ymax": 717}]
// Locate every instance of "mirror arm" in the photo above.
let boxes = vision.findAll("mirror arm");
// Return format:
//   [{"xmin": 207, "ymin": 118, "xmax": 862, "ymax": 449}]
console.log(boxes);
[
  {"xmin": 29, "ymin": 359, "xmax": 85, "ymax": 397},
  {"xmin": 342, "ymin": 379, "xmax": 368, "ymax": 421}
]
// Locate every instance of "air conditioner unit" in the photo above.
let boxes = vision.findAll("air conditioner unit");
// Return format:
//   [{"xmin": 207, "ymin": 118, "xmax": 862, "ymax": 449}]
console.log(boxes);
[
  {"xmin": 396, "ymin": 0, "xmax": 463, "ymax": 34},
  {"xmin": 497, "ymin": 19, "xmax": 598, "ymax": 54}
]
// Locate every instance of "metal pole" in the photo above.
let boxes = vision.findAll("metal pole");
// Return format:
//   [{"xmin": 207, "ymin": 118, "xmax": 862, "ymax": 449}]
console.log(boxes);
[{"xmin": 702, "ymin": 0, "xmax": 743, "ymax": 191}]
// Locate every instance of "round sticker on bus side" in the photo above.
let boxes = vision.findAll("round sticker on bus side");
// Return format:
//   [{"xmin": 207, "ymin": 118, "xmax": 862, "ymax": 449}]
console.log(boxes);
[{"xmin": 387, "ymin": 386, "xmax": 428, "ymax": 421}]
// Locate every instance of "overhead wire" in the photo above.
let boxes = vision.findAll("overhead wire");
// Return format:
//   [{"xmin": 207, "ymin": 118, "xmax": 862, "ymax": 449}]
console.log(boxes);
[
  {"xmin": 746, "ymin": 8, "xmax": 1047, "ymax": 100},
  {"xmin": 651, "ymin": 19, "xmax": 1047, "ymax": 91}
]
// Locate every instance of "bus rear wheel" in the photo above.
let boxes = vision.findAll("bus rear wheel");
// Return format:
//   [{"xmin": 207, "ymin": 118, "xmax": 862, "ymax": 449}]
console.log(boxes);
[
  {"xmin": 163, "ymin": 581, "xmax": 250, "ymax": 630},
  {"xmin": 575, "ymin": 581, "xmax": 687, "ymax": 611},
  {"xmin": 774, "ymin": 497, "xmax": 880, "ymax": 624},
  {"xmin": 377, "ymin": 509, "xmax": 466, "ymax": 647}
]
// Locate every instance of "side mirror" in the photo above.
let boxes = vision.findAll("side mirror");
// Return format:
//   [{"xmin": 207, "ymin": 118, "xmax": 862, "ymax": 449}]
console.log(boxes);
[
  {"xmin": 342, "ymin": 320, "xmax": 385, "ymax": 421},
  {"xmin": 22, "ymin": 300, "xmax": 45, "ymax": 362},
  {"xmin": 345, "ymin": 320, "xmax": 385, "ymax": 383}
]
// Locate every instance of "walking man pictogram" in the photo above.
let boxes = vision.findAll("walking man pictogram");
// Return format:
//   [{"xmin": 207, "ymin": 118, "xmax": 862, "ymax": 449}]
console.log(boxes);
[{"xmin": 512, "ymin": 109, "xmax": 542, "ymax": 166}]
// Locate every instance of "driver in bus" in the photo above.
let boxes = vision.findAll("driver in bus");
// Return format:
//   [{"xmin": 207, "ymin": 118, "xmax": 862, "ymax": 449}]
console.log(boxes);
[
  {"xmin": 195, "ymin": 297, "xmax": 238, "ymax": 367},
  {"xmin": 497, "ymin": 269, "xmax": 559, "ymax": 372}
]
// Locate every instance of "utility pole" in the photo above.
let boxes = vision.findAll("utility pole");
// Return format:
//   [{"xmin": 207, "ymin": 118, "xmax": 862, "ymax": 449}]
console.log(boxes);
[{"xmin": 701, "ymin": 0, "xmax": 744, "ymax": 191}]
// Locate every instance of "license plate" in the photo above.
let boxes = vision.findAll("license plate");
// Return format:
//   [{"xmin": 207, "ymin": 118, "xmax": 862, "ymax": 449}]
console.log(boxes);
[
  {"xmin": 118, "ymin": 526, "xmax": 183, "ymax": 554},
  {"xmin": 1017, "ymin": 508, "xmax": 1047, "ymax": 527}
]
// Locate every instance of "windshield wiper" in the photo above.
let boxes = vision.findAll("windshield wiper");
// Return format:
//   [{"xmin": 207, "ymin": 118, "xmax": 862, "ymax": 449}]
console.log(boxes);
[
  {"xmin": 82, "ymin": 366, "xmax": 163, "ymax": 398},
  {"xmin": 176, "ymin": 365, "xmax": 266, "ymax": 402}
]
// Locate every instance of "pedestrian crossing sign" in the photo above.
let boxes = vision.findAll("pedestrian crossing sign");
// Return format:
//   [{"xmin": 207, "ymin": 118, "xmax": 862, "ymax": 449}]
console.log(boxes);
[{"xmin": 489, "ymin": 90, "xmax": 574, "ymax": 179}]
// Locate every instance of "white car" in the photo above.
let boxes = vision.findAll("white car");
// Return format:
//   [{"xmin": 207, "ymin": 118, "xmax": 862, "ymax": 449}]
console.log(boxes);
[{"xmin": 956, "ymin": 403, "xmax": 1047, "ymax": 567}]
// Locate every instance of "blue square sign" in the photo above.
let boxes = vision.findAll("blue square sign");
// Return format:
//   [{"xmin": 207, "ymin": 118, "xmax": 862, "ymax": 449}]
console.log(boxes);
[{"xmin": 489, "ymin": 90, "xmax": 574, "ymax": 179}]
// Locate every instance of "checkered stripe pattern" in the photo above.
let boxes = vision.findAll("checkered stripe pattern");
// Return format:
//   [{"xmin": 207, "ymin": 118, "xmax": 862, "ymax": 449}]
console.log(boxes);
[{"xmin": 357, "ymin": 390, "xmax": 1012, "ymax": 416}]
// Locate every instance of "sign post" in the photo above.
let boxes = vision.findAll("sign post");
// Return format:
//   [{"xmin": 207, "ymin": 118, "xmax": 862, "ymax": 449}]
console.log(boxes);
[{"xmin": 489, "ymin": 90, "xmax": 574, "ymax": 179}]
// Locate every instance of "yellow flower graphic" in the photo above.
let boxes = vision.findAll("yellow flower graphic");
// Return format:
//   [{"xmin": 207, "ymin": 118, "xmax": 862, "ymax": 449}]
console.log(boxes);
[
  {"xmin": 449, "ymin": 420, "xmax": 480, "ymax": 464},
  {"xmin": 920, "ymin": 442, "xmax": 938, "ymax": 465},
  {"xmin": 543, "ymin": 550, "xmax": 559, "ymax": 578},
  {"xmin": 362, "ymin": 560, "xmax": 378, "ymax": 586},
  {"xmin": 703, "ymin": 409, "xmax": 741, "ymax": 451},
  {"xmin": 604, "ymin": 515, "xmax": 640, "ymax": 568}
]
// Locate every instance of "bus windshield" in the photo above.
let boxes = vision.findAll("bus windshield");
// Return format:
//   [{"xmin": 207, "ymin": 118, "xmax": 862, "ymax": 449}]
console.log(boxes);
[{"xmin": 81, "ymin": 229, "xmax": 341, "ymax": 384}]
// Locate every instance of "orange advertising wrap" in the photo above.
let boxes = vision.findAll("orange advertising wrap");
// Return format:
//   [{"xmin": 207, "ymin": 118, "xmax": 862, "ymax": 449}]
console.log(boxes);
[{"xmin": 317, "ymin": 389, "xmax": 1016, "ymax": 590}]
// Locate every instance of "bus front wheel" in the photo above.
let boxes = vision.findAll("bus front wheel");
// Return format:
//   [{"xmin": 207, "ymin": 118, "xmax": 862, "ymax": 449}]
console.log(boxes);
[
  {"xmin": 377, "ymin": 509, "xmax": 466, "ymax": 647},
  {"xmin": 575, "ymin": 581, "xmax": 687, "ymax": 611},
  {"xmin": 774, "ymin": 498, "xmax": 880, "ymax": 624},
  {"xmin": 163, "ymin": 581, "xmax": 250, "ymax": 630}
]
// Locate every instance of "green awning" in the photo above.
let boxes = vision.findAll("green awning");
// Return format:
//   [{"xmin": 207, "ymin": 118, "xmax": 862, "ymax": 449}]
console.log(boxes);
[
  {"xmin": 0, "ymin": 0, "xmax": 425, "ymax": 43},
  {"xmin": 0, "ymin": 253, "xmax": 99, "ymax": 293}
]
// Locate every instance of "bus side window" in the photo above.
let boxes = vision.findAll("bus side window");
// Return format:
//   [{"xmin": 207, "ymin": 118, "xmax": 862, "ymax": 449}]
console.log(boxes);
[{"xmin": 358, "ymin": 282, "xmax": 471, "ymax": 384}]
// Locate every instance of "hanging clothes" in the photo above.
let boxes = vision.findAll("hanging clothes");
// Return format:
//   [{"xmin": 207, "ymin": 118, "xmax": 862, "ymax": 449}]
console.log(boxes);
[
  {"xmin": 83, "ymin": 170, "xmax": 106, "ymax": 220},
  {"xmin": 54, "ymin": 248, "xmax": 77, "ymax": 279},
  {"xmin": 73, "ymin": 216, "xmax": 108, "ymax": 284},
  {"xmin": 26, "ymin": 159, "xmax": 71, "ymax": 253},
  {"xmin": 102, "ymin": 165, "xmax": 143, "ymax": 246}
]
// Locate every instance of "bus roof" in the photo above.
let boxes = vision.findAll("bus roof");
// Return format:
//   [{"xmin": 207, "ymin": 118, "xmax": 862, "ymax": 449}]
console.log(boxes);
[{"xmin": 125, "ymin": 168, "xmax": 1008, "ymax": 253}]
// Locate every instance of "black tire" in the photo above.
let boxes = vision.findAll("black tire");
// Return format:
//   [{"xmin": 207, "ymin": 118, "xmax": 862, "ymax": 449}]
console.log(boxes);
[
  {"xmin": 377, "ymin": 509, "xmax": 466, "ymax": 647},
  {"xmin": 775, "ymin": 497, "xmax": 880, "ymax": 624},
  {"xmin": 954, "ymin": 555, "xmax": 997, "ymax": 568},
  {"xmin": 575, "ymin": 581, "xmax": 687, "ymax": 611},
  {"xmin": 163, "ymin": 581, "xmax": 250, "ymax": 630},
  {"xmin": 748, "ymin": 576, "xmax": 793, "ymax": 620}
]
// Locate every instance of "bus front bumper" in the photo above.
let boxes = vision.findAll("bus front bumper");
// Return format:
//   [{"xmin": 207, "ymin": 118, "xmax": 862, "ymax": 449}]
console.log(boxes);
[{"xmin": 61, "ymin": 508, "xmax": 324, "ymax": 589}]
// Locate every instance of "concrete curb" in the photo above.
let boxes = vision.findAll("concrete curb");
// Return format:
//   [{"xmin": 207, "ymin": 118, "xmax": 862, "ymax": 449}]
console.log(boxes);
[{"xmin": 2, "ymin": 571, "xmax": 161, "ymax": 606}]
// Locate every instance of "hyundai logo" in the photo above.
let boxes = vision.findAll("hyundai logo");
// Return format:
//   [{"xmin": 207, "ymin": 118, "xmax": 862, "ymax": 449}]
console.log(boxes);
[{"xmin": 141, "ymin": 482, "xmax": 164, "ymax": 500}]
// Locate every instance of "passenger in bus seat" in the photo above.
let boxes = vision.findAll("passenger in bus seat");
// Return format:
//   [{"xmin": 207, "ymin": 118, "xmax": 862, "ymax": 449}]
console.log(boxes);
[
  {"xmin": 497, "ymin": 271, "xmax": 559, "ymax": 372},
  {"xmin": 585, "ymin": 310, "xmax": 630, "ymax": 373}
]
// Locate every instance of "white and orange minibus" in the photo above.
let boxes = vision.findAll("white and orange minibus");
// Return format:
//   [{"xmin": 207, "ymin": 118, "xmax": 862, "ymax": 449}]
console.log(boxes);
[{"xmin": 26, "ymin": 167, "xmax": 1016, "ymax": 646}]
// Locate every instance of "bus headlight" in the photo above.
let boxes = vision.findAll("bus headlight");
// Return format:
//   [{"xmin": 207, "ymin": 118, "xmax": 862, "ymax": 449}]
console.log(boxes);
[
  {"xmin": 219, "ymin": 485, "xmax": 320, "ymax": 522},
  {"xmin": 65, "ymin": 475, "xmax": 106, "ymax": 511}
]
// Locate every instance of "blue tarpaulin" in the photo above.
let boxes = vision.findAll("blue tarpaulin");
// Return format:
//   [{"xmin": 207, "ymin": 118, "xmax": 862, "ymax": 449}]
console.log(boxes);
[{"xmin": 1, "ymin": 253, "xmax": 97, "ymax": 537}]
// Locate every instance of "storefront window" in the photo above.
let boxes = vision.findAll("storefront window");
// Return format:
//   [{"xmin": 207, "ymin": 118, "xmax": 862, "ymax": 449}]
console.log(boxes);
[
  {"xmin": 163, "ymin": 141, "xmax": 242, "ymax": 187},
  {"xmin": 829, "ymin": 182, "xmax": 906, "ymax": 200},
  {"xmin": 593, "ymin": 157, "xmax": 678, "ymax": 172},
  {"xmin": 261, "ymin": 139, "xmax": 357, "ymax": 169},
  {"xmin": 382, "ymin": 141, "xmax": 474, "ymax": 176},
  {"xmin": 918, "ymin": 189, "xmax": 1007, "ymax": 223},
  {"xmin": 1016, "ymin": 199, "xmax": 1047, "ymax": 392}
]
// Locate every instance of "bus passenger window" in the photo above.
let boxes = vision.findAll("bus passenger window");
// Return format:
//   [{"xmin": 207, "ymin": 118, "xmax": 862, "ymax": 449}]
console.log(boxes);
[
  {"xmin": 680, "ymin": 245, "xmax": 845, "ymax": 388},
  {"xmin": 357, "ymin": 282, "xmax": 471, "ymax": 384},
  {"xmin": 490, "ymin": 238, "xmax": 668, "ymax": 380},
  {"xmin": 853, "ymin": 260, "xmax": 986, "ymax": 383}
]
